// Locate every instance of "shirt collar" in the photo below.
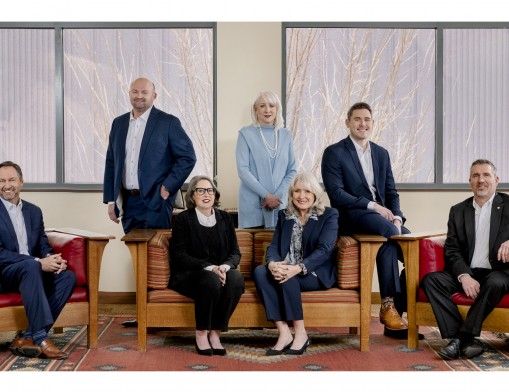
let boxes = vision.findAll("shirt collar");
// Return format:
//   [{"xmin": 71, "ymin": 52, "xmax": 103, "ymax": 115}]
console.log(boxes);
[
  {"xmin": 195, "ymin": 207, "xmax": 217, "ymax": 227},
  {"xmin": 1, "ymin": 197, "xmax": 22, "ymax": 211},
  {"xmin": 473, "ymin": 192, "xmax": 496, "ymax": 211},
  {"xmin": 130, "ymin": 105, "xmax": 153, "ymax": 122},
  {"xmin": 350, "ymin": 135, "xmax": 370, "ymax": 154}
]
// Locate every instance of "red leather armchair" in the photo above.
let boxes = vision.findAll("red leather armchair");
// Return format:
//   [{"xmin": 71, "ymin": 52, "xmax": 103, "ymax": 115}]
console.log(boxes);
[
  {"xmin": 0, "ymin": 229, "xmax": 113, "ymax": 348},
  {"xmin": 394, "ymin": 231, "xmax": 509, "ymax": 349}
]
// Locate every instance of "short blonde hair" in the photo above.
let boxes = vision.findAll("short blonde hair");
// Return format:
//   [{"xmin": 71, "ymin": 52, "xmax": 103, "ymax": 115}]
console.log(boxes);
[
  {"xmin": 251, "ymin": 91, "xmax": 285, "ymax": 130},
  {"xmin": 285, "ymin": 172, "xmax": 326, "ymax": 217}
]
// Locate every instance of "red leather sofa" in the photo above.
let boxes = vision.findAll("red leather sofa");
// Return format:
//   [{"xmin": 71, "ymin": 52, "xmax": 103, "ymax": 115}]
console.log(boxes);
[
  {"xmin": 395, "ymin": 231, "xmax": 509, "ymax": 349},
  {"xmin": 0, "ymin": 229, "xmax": 113, "ymax": 348}
]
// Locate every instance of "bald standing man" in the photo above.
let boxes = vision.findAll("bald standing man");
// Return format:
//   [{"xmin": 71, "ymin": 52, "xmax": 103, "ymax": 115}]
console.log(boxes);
[{"xmin": 103, "ymin": 77, "xmax": 196, "ymax": 234}]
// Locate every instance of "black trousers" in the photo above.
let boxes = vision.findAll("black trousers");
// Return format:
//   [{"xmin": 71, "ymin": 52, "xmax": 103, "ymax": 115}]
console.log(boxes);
[
  {"xmin": 170, "ymin": 269, "xmax": 244, "ymax": 331},
  {"xmin": 421, "ymin": 268, "xmax": 509, "ymax": 338}
]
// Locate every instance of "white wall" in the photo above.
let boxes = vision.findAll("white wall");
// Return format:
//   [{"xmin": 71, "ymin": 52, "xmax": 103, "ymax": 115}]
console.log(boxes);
[{"xmin": 20, "ymin": 23, "xmax": 475, "ymax": 293}]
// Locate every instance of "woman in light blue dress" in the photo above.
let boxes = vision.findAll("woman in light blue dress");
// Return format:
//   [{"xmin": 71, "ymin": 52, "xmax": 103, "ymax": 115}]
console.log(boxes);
[{"xmin": 235, "ymin": 91, "xmax": 297, "ymax": 229}]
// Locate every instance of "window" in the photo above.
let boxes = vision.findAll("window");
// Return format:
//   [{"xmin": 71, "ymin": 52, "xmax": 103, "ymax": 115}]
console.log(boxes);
[
  {"xmin": 0, "ymin": 28, "xmax": 56, "ymax": 183},
  {"xmin": 284, "ymin": 23, "xmax": 509, "ymax": 187},
  {"xmin": 0, "ymin": 23, "xmax": 215, "ymax": 188}
]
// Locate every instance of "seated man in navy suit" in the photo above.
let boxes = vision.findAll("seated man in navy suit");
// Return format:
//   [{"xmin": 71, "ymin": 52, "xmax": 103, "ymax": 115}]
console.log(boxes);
[
  {"xmin": 0, "ymin": 161, "xmax": 76, "ymax": 359},
  {"xmin": 321, "ymin": 102, "xmax": 410, "ymax": 337}
]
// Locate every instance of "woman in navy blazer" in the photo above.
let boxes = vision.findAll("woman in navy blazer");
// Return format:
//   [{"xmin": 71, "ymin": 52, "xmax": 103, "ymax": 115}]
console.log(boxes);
[
  {"xmin": 253, "ymin": 173, "xmax": 339, "ymax": 355},
  {"xmin": 170, "ymin": 175, "xmax": 245, "ymax": 356}
]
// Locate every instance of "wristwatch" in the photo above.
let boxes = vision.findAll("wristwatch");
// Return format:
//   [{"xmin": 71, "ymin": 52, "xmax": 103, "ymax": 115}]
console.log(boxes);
[{"xmin": 298, "ymin": 263, "xmax": 307, "ymax": 275}]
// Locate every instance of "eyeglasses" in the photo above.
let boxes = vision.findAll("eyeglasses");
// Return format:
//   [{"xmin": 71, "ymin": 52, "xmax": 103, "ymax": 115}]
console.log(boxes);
[{"xmin": 194, "ymin": 188, "xmax": 216, "ymax": 196}]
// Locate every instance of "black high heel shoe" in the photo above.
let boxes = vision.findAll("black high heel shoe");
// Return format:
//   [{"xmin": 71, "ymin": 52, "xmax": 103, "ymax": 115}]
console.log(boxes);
[
  {"xmin": 208, "ymin": 337, "xmax": 227, "ymax": 356},
  {"xmin": 195, "ymin": 342, "xmax": 213, "ymax": 356},
  {"xmin": 285, "ymin": 338, "xmax": 310, "ymax": 355},
  {"xmin": 266, "ymin": 340, "xmax": 293, "ymax": 356}
]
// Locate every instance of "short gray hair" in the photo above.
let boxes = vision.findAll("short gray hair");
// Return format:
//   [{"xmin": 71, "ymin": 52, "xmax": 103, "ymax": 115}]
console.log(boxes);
[{"xmin": 470, "ymin": 159, "xmax": 497, "ymax": 178}]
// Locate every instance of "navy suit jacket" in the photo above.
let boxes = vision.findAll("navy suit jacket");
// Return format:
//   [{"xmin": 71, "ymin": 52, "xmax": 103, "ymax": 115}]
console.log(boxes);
[
  {"xmin": 265, "ymin": 207, "xmax": 339, "ymax": 288},
  {"xmin": 321, "ymin": 137, "xmax": 404, "ymax": 234},
  {"xmin": 445, "ymin": 192, "xmax": 509, "ymax": 279},
  {"xmin": 0, "ymin": 200, "xmax": 53, "ymax": 289},
  {"xmin": 103, "ymin": 106, "xmax": 196, "ymax": 213}
]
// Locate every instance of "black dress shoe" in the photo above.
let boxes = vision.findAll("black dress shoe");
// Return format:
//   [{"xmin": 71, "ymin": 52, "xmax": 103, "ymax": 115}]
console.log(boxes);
[
  {"xmin": 121, "ymin": 319, "xmax": 138, "ymax": 328},
  {"xmin": 195, "ymin": 343, "xmax": 213, "ymax": 356},
  {"xmin": 266, "ymin": 340, "xmax": 293, "ymax": 356},
  {"xmin": 212, "ymin": 348, "xmax": 227, "ymax": 356},
  {"xmin": 286, "ymin": 338, "xmax": 311, "ymax": 355},
  {"xmin": 384, "ymin": 327, "xmax": 425, "ymax": 340},
  {"xmin": 462, "ymin": 338, "xmax": 486, "ymax": 359},
  {"xmin": 438, "ymin": 338, "xmax": 462, "ymax": 360}
]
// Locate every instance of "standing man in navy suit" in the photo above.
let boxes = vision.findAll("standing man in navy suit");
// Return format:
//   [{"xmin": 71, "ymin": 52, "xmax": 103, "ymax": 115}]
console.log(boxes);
[
  {"xmin": 0, "ymin": 161, "xmax": 75, "ymax": 359},
  {"xmin": 321, "ymin": 102, "xmax": 410, "ymax": 336},
  {"xmin": 103, "ymin": 77, "xmax": 196, "ymax": 234}
]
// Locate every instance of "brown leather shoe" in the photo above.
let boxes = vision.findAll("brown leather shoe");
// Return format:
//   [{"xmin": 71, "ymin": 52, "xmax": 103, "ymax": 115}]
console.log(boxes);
[
  {"xmin": 39, "ymin": 338, "xmax": 68, "ymax": 360},
  {"xmin": 9, "ymin": 335, "xmax": 41, "ymax": 358},
  {"xmin": 379, "ymin": 304, "xmax": 408, "ymax": 331}
]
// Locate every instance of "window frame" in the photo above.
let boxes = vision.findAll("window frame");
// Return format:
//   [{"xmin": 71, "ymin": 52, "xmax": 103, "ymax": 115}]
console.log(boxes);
[
  {"xmin": 0, "ymin": 21, "xmax": 217, "ymax": 191},
  {"xmin": 282, "ymin": 21, "xmax": 509, "ymax": 190}
]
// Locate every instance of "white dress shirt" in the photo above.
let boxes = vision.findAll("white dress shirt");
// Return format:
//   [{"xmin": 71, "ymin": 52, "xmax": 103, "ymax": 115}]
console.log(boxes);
[
  {"xmin": 470, "ymin": 194, "xmax": 495, "ymax": 270},
  {"xmin": 123, "ymin": 106, "xmax": 153, "ymax": 190}
]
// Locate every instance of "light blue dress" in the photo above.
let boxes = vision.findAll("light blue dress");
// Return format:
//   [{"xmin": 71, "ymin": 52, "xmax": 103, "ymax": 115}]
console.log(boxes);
[{"xmin": 236, "ymin": 124, "xmax": 297, "ymax": 229}]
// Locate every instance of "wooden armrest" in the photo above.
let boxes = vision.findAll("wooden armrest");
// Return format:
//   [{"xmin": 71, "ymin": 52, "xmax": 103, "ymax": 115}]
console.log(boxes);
[
  {"xmin": 391, "ymin": 229, "xmax": 446, "ymax": 241},
  {"xmin": 121, "ymin": 229, "xmax": 157, "ymax": 243},
  {"xmin": 391, "ymin": 229, "xmax": 445, "ymax": 349},
  {"xmin": 352, "ymin": 234, "xmax": 387, "ymax": 243},
  {"xmin": 47, "ymin": 228, "xmax": 115, "ymax": 240}
]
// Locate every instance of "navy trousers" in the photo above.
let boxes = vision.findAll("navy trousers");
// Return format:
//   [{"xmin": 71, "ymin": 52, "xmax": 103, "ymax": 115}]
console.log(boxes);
[
  {"xmin": 121, "ymin": 191, "xmax": 173, "ymax": 234},
  {"xmin": 1, "ymin": 260, "xmax": 76, "ymax": 334},
  {"xmin": 253, "ymin": 265, "xmax": 324, "ymax": 322},
  {"xmin": 351, "ymin": 211, "xmax": 410, "ymax": 298}
]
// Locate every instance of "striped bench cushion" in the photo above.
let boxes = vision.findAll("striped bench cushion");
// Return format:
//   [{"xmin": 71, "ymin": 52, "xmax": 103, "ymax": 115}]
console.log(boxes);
[
  {"xmin": 147, "ymin": 230, "xmax": 172, "ymax": 289},
  {"xmin": 336, "ymin": 236, "xmax": 360, "ymax": 289},
  {"xmin": 253, "ymin": 231, "xmax": 274, "ymax": 267},
  {"xmin": 148, "ymin": 281, "xmax": 359, "ymax": 304},
  {"xmin": 237, "ymin": 231, "xmax": 254, "ymax": 279}
]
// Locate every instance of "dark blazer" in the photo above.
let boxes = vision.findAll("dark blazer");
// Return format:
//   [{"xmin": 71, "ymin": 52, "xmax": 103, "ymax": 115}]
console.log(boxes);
[
  {"xmin": 0, "ymin": 200, "xmax": 53, "ymax": 267},
  {"xmin": 444, "ymin": 192, "xmax": 509, "ymax": 279},
  {"xmin": 103, "ymin": 106, "xmax": 196, "ymax": 214},
  {"xmin": 169, "ymin": 208, "xmax": 241, "ymax": 287},
  {"xmin": 321, "ymin": 136, "xmax": 404, "ymax": 234},
  {"xmin": 0, "ymin": 200, "xmax": 53, "ymax": 291},
  {"xmin": 265, "ymin": 207, "xmax": 339, "ymax": 288}
]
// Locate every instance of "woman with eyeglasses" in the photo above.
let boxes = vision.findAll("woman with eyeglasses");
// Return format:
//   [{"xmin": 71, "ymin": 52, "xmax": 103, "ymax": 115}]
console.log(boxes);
[
  {"xmin": 236, "ymin": 91, "xmax": 297, "ymax": 229},
  {"xmin": 169, "ymin": 175, "xmax": 245, "ymax": 356}
]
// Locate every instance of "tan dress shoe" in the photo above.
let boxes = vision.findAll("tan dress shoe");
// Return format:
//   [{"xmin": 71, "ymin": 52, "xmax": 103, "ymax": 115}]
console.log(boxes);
[
  {"xmin": 379, "ymin": 304, "xmax": 408, "ymax": 331},
  {"xmin": 9, "ymin": 335, "xmax": 42, "ymax": 358},
  {"xmin": 39, "ymin": 338, "xmax": 68, "ymax": 360}
]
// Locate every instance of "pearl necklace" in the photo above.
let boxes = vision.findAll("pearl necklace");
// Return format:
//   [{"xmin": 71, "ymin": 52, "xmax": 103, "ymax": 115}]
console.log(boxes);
[{"xmin": 258, "ymin": 125, "xmax": 278, "ymax": 159}]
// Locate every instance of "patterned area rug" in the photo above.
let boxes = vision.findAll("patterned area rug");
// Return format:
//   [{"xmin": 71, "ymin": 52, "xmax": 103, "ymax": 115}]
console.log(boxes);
[{"xmin": 1, "ymin": 316, "xmax": 509, "ymax": 371}]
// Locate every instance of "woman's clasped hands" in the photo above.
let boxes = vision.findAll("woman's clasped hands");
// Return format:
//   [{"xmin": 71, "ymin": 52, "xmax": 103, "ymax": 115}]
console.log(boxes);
[
  {"xmin": 212, "ymin": 265, "xmax": 227, "ymax": 286},
  {"xmin": 268, "ymin": 261, "xmax": 301, "ymax": 284}
]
